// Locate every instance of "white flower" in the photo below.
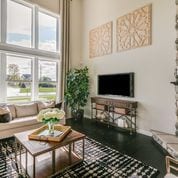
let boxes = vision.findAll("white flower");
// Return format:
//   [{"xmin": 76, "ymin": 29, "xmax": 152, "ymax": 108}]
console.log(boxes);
[{"xmin": 37, "ymin": 108, "xmax": 65, "ymax": 123}]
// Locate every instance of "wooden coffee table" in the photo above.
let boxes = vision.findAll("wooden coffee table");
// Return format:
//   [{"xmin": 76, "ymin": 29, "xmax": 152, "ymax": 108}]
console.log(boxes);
[{"xmin": 14, "ymin": 129, "xmax": 85, "ymax": 178}]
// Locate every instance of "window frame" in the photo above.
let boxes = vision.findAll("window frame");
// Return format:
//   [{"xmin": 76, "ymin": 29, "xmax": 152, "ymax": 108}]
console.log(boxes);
[
  {"xmin": 0, "ymin": 0, "xmax": 60, "ymax": 59},
  {"xmin": 0, "ymin": 0, "xmax": 60, "ymax": 103},
  {"xmin": 0, "ymin": 53, "xmax": 7, "ymax": 103}
]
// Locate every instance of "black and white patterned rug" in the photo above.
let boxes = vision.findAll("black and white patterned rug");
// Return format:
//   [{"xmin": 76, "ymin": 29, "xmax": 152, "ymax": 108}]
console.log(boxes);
[
  {"xmin": 0, "ymin": 137, "xmax": 20, "ymax": 178},
  {"xmin": 0, "ymin": 137, "xmax": 159, "ymax": 178}
]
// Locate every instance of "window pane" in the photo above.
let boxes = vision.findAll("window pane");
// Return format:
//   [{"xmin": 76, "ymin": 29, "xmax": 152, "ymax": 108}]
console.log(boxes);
[
  {"xmin": 39, "ymin": 60, "xmax": 57, "ymax": 82},
  {"xmin": 38, "ymin": 82, "xmax": 56, "ymax": 101},
  {"xmin": 7, "ymin": 55, "xmax": 32, "ymax": 81},
  {"xmin": 6, "ymin": 55, "xmax": 32, "ymax": 102},
  {"xmin": 7, "ymin": 82, "xmax": 31, "ymax": 103},
  {"xmin": 39, "ymin": 12, "xmax": 57, "ymax": 51},
  {"xmin": 38, "ymin": 60, "xmax": 57, "ymax": 101},
  {"xmin": 7, "ymin": 0, "xmax": 32, "ymax": 47}
]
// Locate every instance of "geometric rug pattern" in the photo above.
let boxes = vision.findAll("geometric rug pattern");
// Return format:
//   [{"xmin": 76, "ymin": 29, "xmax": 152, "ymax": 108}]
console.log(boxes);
[
  {"xmin": 52, "ymin": 138, "xmax": 159, "ymax": 178},
  {"xmin": 0, "ymin": 137, "xmax": 159, "ymax": 178},
  {"xmin": 0, "ymin": 137, "xmax": 19, "ymax": 178}
]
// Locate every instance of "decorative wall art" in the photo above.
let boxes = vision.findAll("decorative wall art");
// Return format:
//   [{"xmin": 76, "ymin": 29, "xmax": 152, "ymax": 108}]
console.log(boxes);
[
  {"xmin": 89, "ymin": 21, "xmax": 112, "ymax": 58},
  {"xmin": 116, "ymin": 4, "xmax": 152, "ymax": 51}
]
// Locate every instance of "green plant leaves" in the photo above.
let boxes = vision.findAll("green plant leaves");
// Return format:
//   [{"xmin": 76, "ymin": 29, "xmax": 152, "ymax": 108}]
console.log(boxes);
[{"xmin": 64, "ymin": 66, "xmax": 89, "ymax": 111}]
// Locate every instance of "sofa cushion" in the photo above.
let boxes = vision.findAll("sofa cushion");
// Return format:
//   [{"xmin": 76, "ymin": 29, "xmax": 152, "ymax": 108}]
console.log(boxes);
[
  {"xmin": 7, "ymin": 104, "xmax": 16, "ymax": 118},
  {"xmin": 0, "ymin": 116, "xmax": 38, "ymax": 131},
  {"xmin": 15, "ymin": 103, "xmax": 38, "ymax": 118},
  {"xmin": 0, "ymin": 115, "xmax": 65, "ymax": 132},
  {"xmin": 37, "ymin": 101, "xmax": 55, "ymax": 112}
]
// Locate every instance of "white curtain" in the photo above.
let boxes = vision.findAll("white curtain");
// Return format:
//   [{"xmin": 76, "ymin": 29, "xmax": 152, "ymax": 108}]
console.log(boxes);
[{"xmin": 60, "ymin": 0, "xmax": 71, "ymax": 110}]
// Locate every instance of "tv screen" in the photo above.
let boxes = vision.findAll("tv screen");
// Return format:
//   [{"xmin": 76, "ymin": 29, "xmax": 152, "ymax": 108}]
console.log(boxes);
[{"xmin": 98, "ymin": 73, "xmax": 134, "ymax": 97}]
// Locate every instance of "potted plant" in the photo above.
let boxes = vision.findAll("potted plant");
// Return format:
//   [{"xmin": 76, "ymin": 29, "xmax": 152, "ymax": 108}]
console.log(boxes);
[{"xmin": 65, "ymin": 66, "xmax": 89, "ymax": 119}]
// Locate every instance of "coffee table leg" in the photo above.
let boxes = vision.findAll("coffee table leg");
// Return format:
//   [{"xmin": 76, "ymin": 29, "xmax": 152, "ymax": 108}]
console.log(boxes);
[
  {"xmin": 72, "ymin": 142, "xmax": 75, "ymax": 151},
  {"xmin": 33, "ymin": 156, "xmax": 36, "ymax": 178},
  {"xmin": 69, "ymin": 143, "xmax": 72, "ymax": 164},
  {"xmin": 82, "ymin": 139, "xmax": 85, "ymax": 160},
  {"xmin": 19, "ymin": 144, "xmax": 22, "ymax": 170},
  {"xmin": 52, "ymin": 150, "xmax": 55, "ymax": 173},
  {"xmin": 14, "ymin": 139, "xmax": 18, "ymax": 164},
  {"xmin": 25, "ymin": 149, "xmax": 28, "ymax": 175},
  {"xmin": 14, "ymin": 139, "xmax": 19, "ymax": 173}
]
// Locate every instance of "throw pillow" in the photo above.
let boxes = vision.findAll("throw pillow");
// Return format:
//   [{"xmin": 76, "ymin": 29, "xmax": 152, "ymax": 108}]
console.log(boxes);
[
  {"xmin": 15, "ymin": 103, "xmax": 38, "ymax": 118},
  {"xmin": 0, "ymin": 106, "xmax": 10, "ymax": 115},
  {"xmin": 0, "ymin": 106, "xmax": 12, "ymax": 123},
  {"xmin": 0, "ymin": 113, "xmax": 12, "ymax": 123},
  {"xmin": 55, "ymin": 101, "xmax": 63, "ymax": 109},
  {"xmin": 37, "ymin": 101, "xmax": 55, "ymax": 112},
  {"xmin": 7, "ymin": 104, "xmax": 16, "ymax": 119}
]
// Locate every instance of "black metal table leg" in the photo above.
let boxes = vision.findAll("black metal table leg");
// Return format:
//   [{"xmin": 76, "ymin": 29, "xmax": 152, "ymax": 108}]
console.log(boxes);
[{"xmin": 52, "ymin": 150, "xmax": 56, "ymax": 173}]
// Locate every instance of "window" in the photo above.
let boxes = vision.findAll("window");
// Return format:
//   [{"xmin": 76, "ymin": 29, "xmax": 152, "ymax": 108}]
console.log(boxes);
[
  {"xmin": 39, "ymin": 12, "xmax": 57, "ymax": 52},
  {"xmin": 0, "ymin": 0, "xmax": 60, "ymax": 103},
  {"xmin": 7, "ymin": 0, "xmax": 32, "ymax": 47},
  {"xmin": 6, "ymin": 55, "xmax": 32, "ymax": 102},
  {"xmin": 38, "ymin": 60, "xmax": 57, "ymax": 101}
]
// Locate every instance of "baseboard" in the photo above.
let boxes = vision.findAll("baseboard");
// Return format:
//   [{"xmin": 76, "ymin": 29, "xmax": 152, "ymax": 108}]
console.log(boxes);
[{"xmin": 137, "ymin": 129, "xmax": 152, "ymax": 137}]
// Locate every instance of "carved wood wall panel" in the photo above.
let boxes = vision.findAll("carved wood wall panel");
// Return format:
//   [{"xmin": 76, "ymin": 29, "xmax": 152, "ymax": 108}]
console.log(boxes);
[
  {"xmin": 89, "ymin": 22, "xmax": 112, "ymax": 58},
  {"xmin": 116, "ymin": 4, "xmax": 152, "ymax": 51}
]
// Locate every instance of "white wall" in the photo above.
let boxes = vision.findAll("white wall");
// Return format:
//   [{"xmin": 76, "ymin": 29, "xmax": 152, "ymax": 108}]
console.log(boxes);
[
  {"xmin": 28, "ymin": 0, "xmax": 60, "ymax": 14},
  {"xmin": 70, "ymin": 0, "xmax": 82, "ymax": 68},
  {"xmin": 71, "ymin": 0, "xmax": 176, "ymax": 134}
]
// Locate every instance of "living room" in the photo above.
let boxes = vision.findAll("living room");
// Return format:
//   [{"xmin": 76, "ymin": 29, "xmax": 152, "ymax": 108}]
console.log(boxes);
[{"xmin": 0, "ymin": 0, "xmax": 177, "ymax": 177}]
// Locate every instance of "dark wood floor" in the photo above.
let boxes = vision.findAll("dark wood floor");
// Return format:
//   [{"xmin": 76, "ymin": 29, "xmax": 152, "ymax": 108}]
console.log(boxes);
[{"xmin": 66, "ymin": 118, "xmax": 167, "ymax": 178}]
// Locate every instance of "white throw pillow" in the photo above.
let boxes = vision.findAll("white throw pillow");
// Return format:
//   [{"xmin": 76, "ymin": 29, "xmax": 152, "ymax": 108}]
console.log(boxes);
[
  {"xmin": 37, "ymin": 101, "xmax": 55, "ymax": 112},
  {"xmin": 0, "ymin": 106, "xmax": 10, "ymax": 115}
]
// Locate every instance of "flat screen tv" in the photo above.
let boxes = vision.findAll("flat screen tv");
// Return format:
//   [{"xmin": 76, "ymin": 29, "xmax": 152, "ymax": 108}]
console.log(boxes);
[{"xmin": 97, "ymin": 73, "xmax": 134, "ymax": 97}]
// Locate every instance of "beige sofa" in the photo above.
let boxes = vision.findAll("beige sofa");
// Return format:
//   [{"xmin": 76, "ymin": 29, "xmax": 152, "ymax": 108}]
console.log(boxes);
[{"xmin": 0, "ymin": 101, "xmax": 65, "ymax": 139}]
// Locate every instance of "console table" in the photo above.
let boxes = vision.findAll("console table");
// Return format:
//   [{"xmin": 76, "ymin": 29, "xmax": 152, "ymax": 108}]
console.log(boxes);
[{"xmin": 91, "ymin": 97, "xmax": 138, "ymax": 134}]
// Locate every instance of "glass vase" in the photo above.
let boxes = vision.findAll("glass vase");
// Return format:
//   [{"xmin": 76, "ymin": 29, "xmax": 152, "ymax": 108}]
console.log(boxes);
[{"xmin": 47, "ymin": 122, "xmax": 55, "ymax": 135}]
